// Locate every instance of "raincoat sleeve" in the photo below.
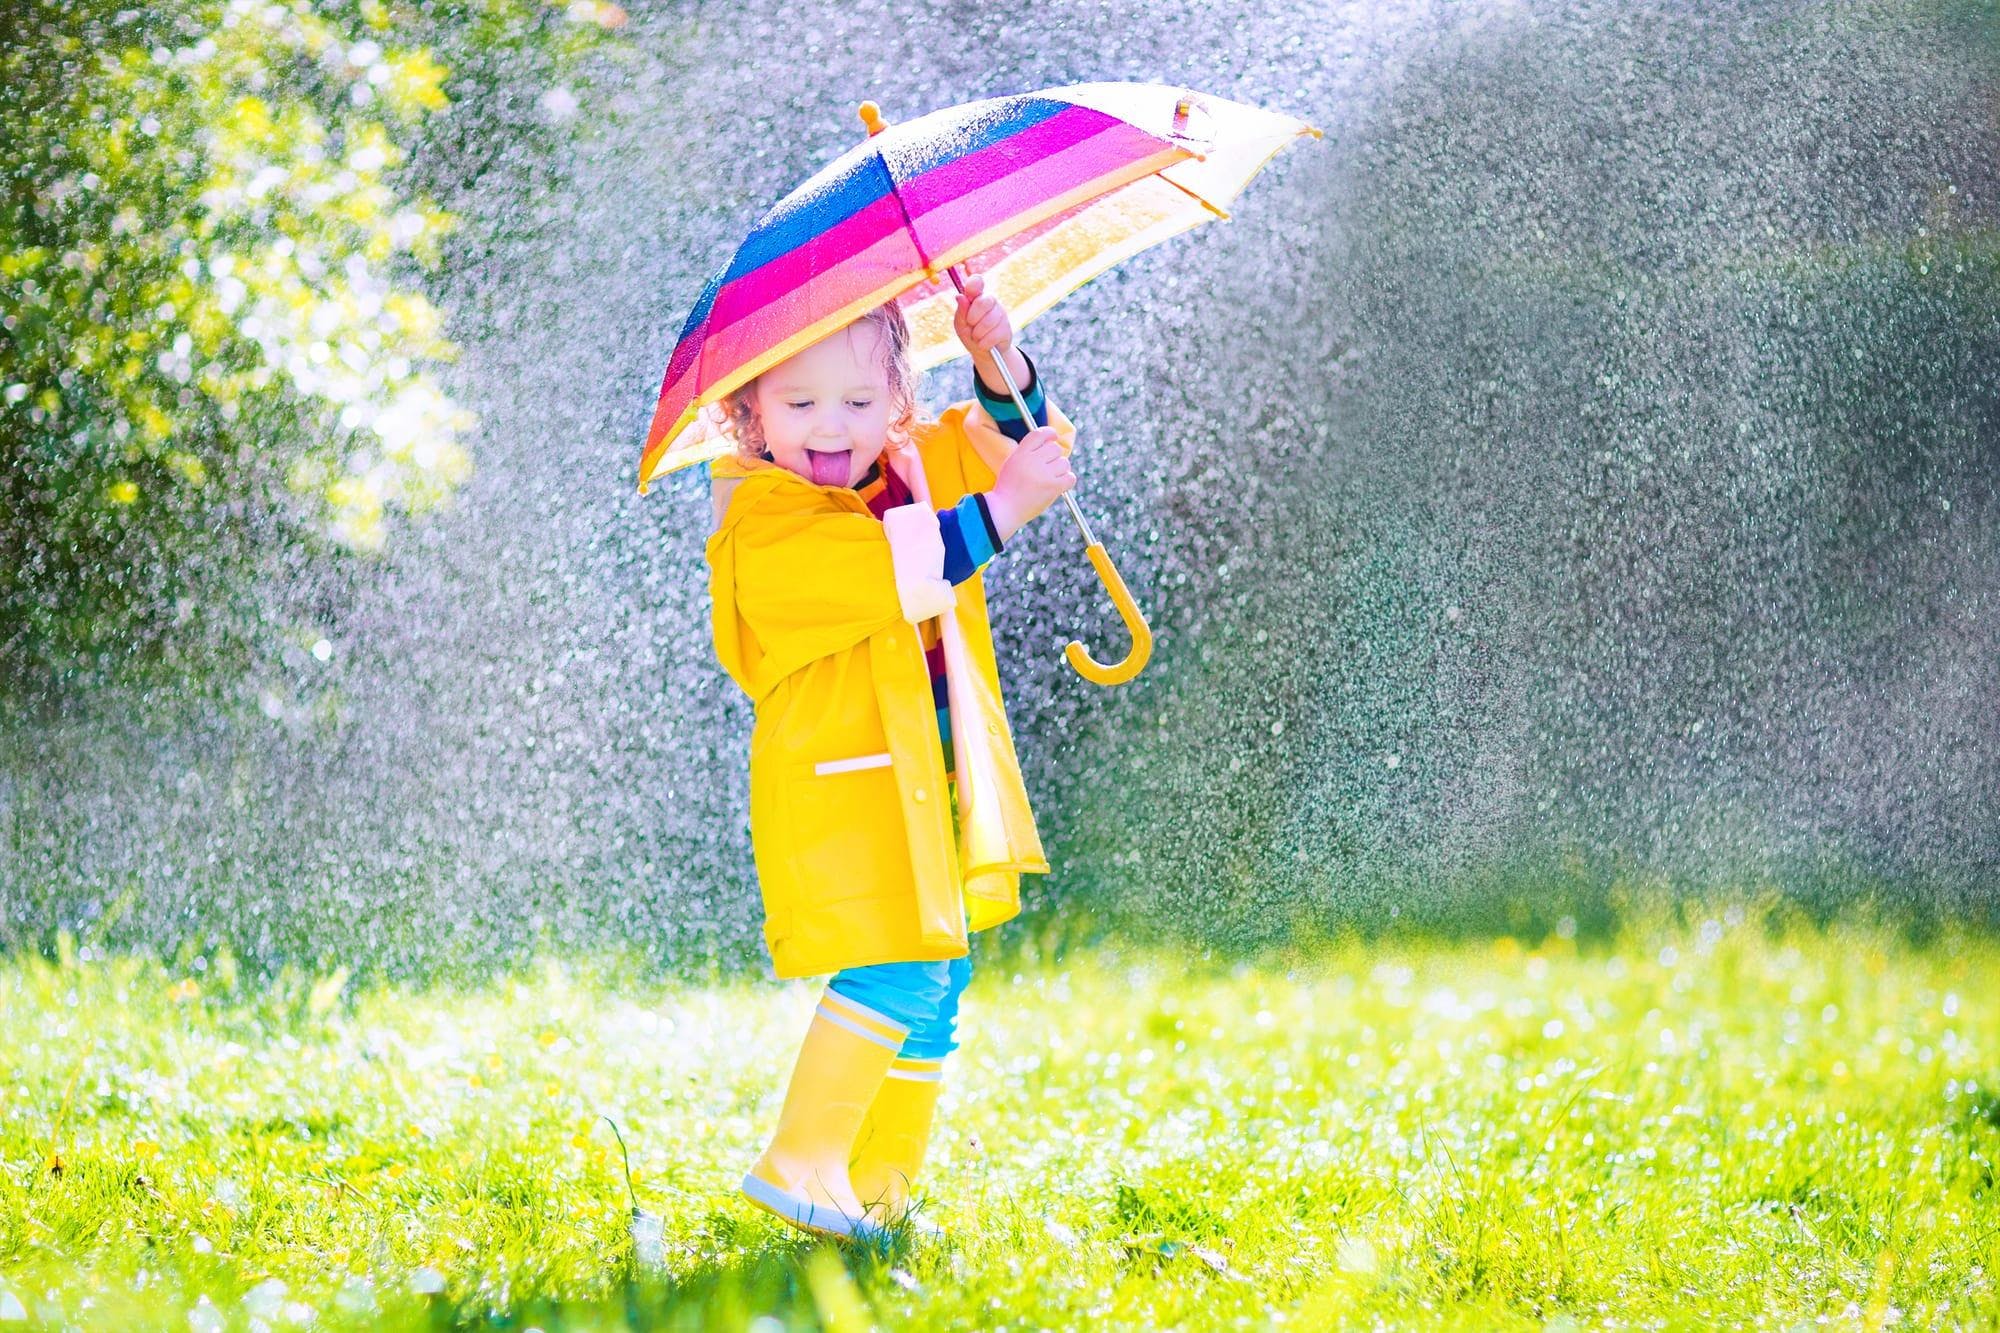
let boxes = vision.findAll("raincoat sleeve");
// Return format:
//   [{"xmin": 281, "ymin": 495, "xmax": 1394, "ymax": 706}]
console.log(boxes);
[
  {"xmin": 971, "ymin": 350, "xmax": 1049, "ymax": 441},
  {"xmin": 937, "ymin": 492, "xmax": 1003, "ymax": 583},
  {"xmin": 723, "ymin": 500, "xmax": 908, "ymax": 669}
]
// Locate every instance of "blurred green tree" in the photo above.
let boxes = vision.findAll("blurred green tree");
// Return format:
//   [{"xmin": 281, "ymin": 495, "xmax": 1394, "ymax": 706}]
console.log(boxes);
[{"xmin": 0, "ymin": 0, "xmax": 621, "ymax": 704}]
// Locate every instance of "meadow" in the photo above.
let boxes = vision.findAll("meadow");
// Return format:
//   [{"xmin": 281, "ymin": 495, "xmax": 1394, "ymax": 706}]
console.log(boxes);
[{"xmin": 3, "ymin": 897, "xmax": 1995, "ymax": 1330}]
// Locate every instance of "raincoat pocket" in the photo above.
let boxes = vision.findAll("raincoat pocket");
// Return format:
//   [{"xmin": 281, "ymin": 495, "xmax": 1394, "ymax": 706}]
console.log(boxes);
[{"xmin": 783, "ymin": 755, "xmax": 908, "ymax": 906}]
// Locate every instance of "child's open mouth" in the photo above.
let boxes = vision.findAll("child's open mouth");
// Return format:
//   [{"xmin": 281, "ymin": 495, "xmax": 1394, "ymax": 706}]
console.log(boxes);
[{"xmin": 806, "ymin": 447, "xmax": 851, "ymax": 487}]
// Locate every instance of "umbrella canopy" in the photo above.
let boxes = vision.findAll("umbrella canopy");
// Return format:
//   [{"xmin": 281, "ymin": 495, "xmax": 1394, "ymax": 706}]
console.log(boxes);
[{"xmin": 638, "ymin": 82, "xmax": 1320, "ymax": 491}]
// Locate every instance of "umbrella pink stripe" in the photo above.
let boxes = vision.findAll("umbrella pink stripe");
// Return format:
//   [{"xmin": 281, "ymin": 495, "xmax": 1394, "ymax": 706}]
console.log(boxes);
[
  {"xmin": 895, "ymin": 105, "xmax": 1122, "ymax": 217},
  {"xmin": 659, "ymin": 169, "xmax": 901, "ymax": 394},
  {"xmin": 695, "ymin": 228, "xmax": 923, "ymax": 397},
  {"xmin": 899, "ymin": 114, "xmax": 1162, "ymax": 221},
  {"xmin": 905, "ymin": 126, "xmax": 1173, "ymax": 258},
  {"xmin": 652, "ymin": 356, "xmax": 704, "ymax": 440},
  {"xmin": 705, "ymin": 188, "xmax": 913, "ymax": 339},
  {"xmin": 660, "ymin": 321, "xmax": 714, "ymax": 403},
  {"xmin": 664, "ymin": 302, "xmax": 721, "ymax": 386}
]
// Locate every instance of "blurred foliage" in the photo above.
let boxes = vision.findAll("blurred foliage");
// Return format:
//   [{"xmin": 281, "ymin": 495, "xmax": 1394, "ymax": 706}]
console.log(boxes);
[{"xmin": 0, "ymin": 0, "xmax": 623, "ymax": 704}]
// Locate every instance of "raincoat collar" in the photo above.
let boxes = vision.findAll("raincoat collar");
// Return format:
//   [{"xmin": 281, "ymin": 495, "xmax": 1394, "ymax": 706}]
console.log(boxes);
[{"xmin": 709, "ymin": 445, "xmax": 919, "ymax": 532}]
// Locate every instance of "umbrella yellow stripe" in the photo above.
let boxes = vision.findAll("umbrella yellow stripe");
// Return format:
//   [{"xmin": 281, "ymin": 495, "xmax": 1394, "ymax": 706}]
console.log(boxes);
[
  {"xmin": 1158, "ymin": 123, "xmax": 1322, "ymax": 213},
  {"xmin": 901, "ymin": 127, "xmax": 1319, "ymax": 370}
]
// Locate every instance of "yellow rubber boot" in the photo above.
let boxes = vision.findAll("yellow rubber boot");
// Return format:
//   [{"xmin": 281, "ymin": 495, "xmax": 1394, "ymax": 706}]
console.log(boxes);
[
  {"xmin": 741, "ymin": 990, "xmax": 908, "ymax": 1242},
  {"xmin": 850, "ymin": 1055, "xmax": 945, "ymax": 1231}
]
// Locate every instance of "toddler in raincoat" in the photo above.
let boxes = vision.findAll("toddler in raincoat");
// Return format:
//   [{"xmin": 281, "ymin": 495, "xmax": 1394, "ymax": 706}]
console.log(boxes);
[{"xmin": 704, "ymin": 273, "xmax": 1077, "ymax": 1241}]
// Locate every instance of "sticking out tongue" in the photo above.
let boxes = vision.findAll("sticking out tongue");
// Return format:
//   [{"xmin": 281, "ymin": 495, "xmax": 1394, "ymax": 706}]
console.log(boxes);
[{"xmin": 808, "ymin": 449, "xmax": 851, "ymax": 487}]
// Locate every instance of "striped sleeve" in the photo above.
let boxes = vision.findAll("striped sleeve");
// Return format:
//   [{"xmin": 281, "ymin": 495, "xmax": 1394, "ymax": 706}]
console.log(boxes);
[
  {"xmin": 937, "ymin": 492, "xmax": 1004, "ymax": 584},
  {"xmin": 971, "ymin": 349, "xmax": 1049, "ymax": 442}
]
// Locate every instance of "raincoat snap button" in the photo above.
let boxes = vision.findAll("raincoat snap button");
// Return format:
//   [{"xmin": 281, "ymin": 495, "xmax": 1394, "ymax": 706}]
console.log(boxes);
[
  {"xmin": 913, "ymin": 787, "xmax": 927, "ymax": 803},
  {"xmin": 986, "ymin": 721, "xmax": 1000, "ymax": 736}
]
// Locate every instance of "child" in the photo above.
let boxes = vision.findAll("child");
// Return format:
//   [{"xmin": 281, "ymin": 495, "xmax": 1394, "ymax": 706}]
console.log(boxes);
[{"xmin": 704, "ymin": 273, "xmax": 1077, "ymax": 1241}]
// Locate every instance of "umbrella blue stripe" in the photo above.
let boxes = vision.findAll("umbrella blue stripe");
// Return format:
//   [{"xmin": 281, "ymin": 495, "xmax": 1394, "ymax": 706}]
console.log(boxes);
[
  {"xmin": 718, "ymin": 96, "xmax": 1071, "ymax": 289},
  {"xmin": 720, "ymin": 149, "xmax": 888, "ymax": 284},
  {"xmin": 661, "ymin": 266, "xmax": 725, "ymax": 388},
  {"xmin": 875, "ymin": 95, "xmax": 1068, "ymax": 182}
]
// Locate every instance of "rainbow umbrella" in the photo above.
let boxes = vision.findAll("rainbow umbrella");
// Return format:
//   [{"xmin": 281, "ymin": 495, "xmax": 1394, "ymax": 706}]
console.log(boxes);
[{"xmin": 640, "ymin": 81, "xmax": 1321, "ymax": 684}]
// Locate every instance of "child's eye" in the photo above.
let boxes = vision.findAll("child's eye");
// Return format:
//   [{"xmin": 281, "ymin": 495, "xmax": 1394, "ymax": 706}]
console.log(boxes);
[
  {"xmin": 846, "ymin": 399, "xmax": 872, "ymax": 410},
  {"xmin": 785, "ymin": 401, "xmax": 811, "ymax": 410}
]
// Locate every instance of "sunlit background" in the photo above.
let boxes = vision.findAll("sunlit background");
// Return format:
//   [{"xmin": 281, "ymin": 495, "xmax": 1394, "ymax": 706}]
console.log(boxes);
[{"xmin": 4, "ymin": 0, "xmax": 1994, "ymax": 977}]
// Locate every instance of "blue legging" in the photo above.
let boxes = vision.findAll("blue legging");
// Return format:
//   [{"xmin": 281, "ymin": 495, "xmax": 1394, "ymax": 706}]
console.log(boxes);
[{"xmin": 828, "ymin": 954, "xmax": 972, "ymax": 1060}]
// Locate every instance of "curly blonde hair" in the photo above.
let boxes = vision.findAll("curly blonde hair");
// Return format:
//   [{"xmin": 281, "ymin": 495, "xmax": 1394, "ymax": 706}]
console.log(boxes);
[{"xmin": 724, "ymin": 302, "xmax": 922, "ymax": 461}]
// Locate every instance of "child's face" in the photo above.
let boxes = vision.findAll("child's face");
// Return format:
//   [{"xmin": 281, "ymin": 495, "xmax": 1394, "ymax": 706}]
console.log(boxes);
[{"xmin": 750, "ymin": 322, "xmax": 895, "ymax": 488}]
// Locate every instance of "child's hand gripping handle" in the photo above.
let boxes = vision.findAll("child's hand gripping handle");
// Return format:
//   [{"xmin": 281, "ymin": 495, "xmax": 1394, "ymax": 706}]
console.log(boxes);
[
  {"xmin": 985, "ymin": 428, "xmax": 1150, "ymax": 684},
  {"xmin": 939, "ymin": 265, "xmax": 1158, "ymax": 686}
]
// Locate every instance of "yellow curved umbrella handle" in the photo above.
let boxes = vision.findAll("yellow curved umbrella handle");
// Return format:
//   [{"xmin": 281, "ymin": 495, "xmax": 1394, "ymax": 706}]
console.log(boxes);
[{"xmin": 1064, "ymin": 541, "xmax": 1152, "ymax": 686}]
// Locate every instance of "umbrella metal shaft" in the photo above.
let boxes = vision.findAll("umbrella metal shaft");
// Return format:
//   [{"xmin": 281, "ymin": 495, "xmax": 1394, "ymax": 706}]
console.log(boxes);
[{"xmin": 948, "ymin": 267, "xmax": 1097, "ymax": 550}]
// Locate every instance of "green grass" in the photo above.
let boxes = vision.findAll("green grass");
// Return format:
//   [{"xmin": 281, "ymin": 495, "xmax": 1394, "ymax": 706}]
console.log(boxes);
[{"xmin": 3, "ymin": 897, "xmax": 1996, "ymax": 1330}]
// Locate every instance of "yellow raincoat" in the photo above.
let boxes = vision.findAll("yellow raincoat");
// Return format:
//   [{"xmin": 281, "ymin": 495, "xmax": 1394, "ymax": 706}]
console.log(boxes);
[{"xmin": 706, "ymin": 398, "xmax": 1078, "ymax": 979}]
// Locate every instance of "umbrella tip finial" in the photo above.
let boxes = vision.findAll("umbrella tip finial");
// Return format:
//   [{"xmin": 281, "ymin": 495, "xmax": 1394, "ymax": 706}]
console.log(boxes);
[{"xmin": 858, "ymin": 101, "xmax": 888, "ymax": 137}]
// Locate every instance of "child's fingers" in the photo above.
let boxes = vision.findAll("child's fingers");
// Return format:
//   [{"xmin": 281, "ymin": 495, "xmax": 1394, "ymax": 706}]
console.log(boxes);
[{"xmin": 957, "ymin": 310, "xmax": 1003, "ymax": 350}]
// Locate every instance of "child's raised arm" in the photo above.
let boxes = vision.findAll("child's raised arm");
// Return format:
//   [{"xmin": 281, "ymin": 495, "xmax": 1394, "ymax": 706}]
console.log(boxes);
[
  {"xmin": 953, "ymin": 275, "xmax": 1079, "ymax": 475},
  {"xmin": 970, "ymin": 347, "xmax": 1048, "ymax": 444}
]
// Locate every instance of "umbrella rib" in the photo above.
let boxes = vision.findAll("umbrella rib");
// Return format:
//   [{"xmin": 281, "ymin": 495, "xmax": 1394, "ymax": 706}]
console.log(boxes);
[
  {"xmin": 1155, "ymin": 169, "xmax": 1232, "ymax": 220},
  {"xmin": 873, "ymin": 147, "xmax": 936, "ymax": 276}
]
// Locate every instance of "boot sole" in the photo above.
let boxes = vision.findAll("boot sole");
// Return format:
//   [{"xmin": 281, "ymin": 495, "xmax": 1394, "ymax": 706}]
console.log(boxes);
[{"xmin": 740, "ymin": 1172, "xmax": 891, "ymax": 1243}]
